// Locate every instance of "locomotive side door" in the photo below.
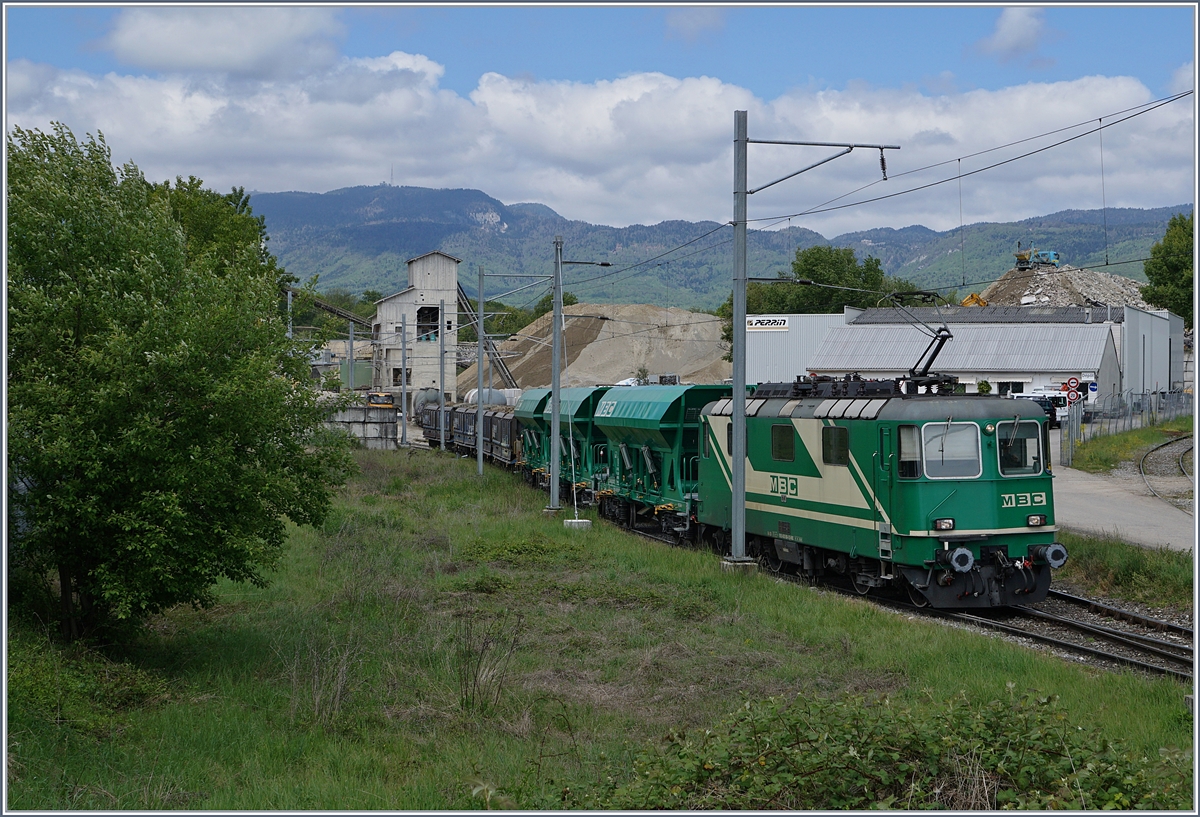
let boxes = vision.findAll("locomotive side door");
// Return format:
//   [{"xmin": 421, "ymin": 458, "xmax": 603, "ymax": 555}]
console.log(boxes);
[{"xmin": 875, "ymin": 426, "xmax": 893, "ymax": 561}]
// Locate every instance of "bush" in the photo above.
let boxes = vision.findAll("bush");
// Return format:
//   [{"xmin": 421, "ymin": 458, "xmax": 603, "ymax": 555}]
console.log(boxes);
[{"xmin": 595, "ymin": 690, "xmax": 1192, "ymax": 810}]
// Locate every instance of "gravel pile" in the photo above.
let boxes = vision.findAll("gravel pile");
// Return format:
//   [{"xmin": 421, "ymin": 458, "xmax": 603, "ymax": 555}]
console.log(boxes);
[
  {"xmin": 980, "ymin": 264, "xmax": 1151, "ymax": 309},
  {"xmin": 457, "ymin": 303, "xmax": 731, "ymax": 392}
]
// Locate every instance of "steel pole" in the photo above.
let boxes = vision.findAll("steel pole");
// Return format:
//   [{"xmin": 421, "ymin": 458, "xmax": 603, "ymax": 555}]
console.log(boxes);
[
  {"xmin": 549, "ymin": 236, "xmax": 563, "ymax": 510},
  {"xmin": 348, "ymin": 321, "xmax": 355, "ymax": 392},
  {"xmin": 439, "ymin": 298, "xmax": 446, "ymax": 450},
  {"xmin": 731, "ymin": 110, "xmax": 748, "ymax": 560},
  {"xmin": 400, "ymin": 314, "xmax": 408, "ymax": 446},
  {"xmin": 477, "ymin": 265, "xmax": 485, "ymax": 476}
]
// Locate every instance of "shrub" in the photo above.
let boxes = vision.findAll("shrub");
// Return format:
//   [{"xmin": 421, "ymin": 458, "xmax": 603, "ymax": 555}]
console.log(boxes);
[{"xmin": 596, "ymin": 689, "xmax": 1192, "ymax": 810}]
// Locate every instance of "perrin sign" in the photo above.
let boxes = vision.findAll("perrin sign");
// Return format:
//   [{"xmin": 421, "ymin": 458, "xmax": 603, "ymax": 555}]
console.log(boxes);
[{"xmin": 746, "ymin": 317, "xmax": 789, "ymax": 331}]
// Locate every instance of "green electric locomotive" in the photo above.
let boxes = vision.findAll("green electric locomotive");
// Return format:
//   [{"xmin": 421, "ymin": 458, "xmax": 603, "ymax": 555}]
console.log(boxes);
[{"xmin": 695, "ymin": 376, "xmax": 1068, "ymax": 608}]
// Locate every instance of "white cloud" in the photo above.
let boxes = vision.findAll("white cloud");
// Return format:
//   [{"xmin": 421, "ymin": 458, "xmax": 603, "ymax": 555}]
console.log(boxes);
[
  {"xmin": 664, "ymin": 8, "xmax": 725, "ymax": 43},
  {"xmin": 977, "ymin": 8, "xmax": 1045, "ymax": 63},
  {"xmin": 1169, "ymin": 61, "xmax": 1194, "ymax": 95},
  {"xmin": 6, "ymin": 54, "xmax": 1192, "ymax": 238},
  {"xmin": 102, "ymin": 7, "xmax": 344, "ymax": 77}
]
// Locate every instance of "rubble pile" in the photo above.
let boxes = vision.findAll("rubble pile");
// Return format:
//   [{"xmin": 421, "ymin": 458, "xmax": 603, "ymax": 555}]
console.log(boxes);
[{"xmin": 980, "ymin": 264, "xmax": 1151, "ymax": 310}]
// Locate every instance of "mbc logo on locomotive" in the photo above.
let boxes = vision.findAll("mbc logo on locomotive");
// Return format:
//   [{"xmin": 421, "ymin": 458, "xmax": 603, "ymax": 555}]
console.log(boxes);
[
  {"xmin": 771, "ymin": 474, "xmax": 800, "ymax": 498},
  {"xmin": 1001, "ymin": 492, "xmax": 1047, "ymax": 508}
]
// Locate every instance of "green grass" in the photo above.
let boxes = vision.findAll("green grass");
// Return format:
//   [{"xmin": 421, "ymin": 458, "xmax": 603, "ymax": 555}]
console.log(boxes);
[
  {"xmin": 6, "ymin": 449, "xmax": 1194, "ymax": 809},
  {"xmin": 1055, "ymin": 530, "xmax": 1194, "ymax": 608},
  {"xmin": 1070, "ymin": 415, "xmax": 1194, "ymax": 473}
]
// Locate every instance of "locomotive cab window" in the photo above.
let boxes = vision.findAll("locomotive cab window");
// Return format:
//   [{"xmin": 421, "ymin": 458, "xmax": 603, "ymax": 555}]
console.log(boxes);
[
  {"xmin": 898, "ymin": 425, "xmax": 921, "ymax": 478},
  {"xmin": 997, "ymin": 420, "xmax": 1042, "ymax": 476},
  {"xmin": 771, "ymin": 424, "xmax": 794, "ymax": 461},
  {"xmin": 922, "ymin": 421, "xmax": 981, "ymax": 479},
  {"xmin": 821, "ymin": 425, "xmax": 849, "ymax": 466}
]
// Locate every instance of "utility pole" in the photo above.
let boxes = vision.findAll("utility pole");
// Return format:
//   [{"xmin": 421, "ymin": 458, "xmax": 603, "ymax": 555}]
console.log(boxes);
[
  {"xmin": 439, "ymin": 298, "xmax": 446, "ymax": 450},
  {"xmin": 477, "ymin": 264, "xmax": 485, "ymax": 476},
  {"xmin": 348, "ymin": 321, "xmax": 355, "ymax": 392},
  {"xmin": 730, "ymin": 111, "xmax": 749, "ymax": 561},
  {"xmin": 728, "ymin": 109, "xmax": 898, "ymax": 568},
  {"xmin": 400, "ymin": 314, "xmax": 408, "ymax": 446},
  {"xmin": 549, "ymin": 237, "xmax": 564, "ymax": 511}
]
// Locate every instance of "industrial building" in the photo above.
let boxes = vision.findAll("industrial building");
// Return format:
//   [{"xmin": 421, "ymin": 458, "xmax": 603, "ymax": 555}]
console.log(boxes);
[
  {"xmin": 370, "ymin": 250, "xmax": 461, "ymax": 414},
  {"xmin": 747, "ymin": 305, "xmax": 1189, "ymax": 402}
]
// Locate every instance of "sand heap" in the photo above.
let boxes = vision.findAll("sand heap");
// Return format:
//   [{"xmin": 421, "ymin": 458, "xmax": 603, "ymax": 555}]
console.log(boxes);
[
  {"xmin": 456, "ymin": 303, "xmax": 731, "ymax": 393},
  {"xmin": 979, "ymin": 264, "xmax": 1150, "ymax": 310}
]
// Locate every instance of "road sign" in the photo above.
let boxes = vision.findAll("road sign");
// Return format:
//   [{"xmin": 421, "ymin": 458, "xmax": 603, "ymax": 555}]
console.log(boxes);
[
  {"xmin": 1067, "ymin": 389, "xmax": 1080, "ymax": 403},
  {"xmin": 1067, "ymin": 376, "xmax": 1080, "ymax": 389},
  {"xmin": 1088, "ymin": 382, "xmax": 1098, "ymax": 393}
]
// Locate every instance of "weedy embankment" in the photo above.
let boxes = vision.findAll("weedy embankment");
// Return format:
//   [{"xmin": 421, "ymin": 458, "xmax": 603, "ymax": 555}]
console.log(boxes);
[{"xmin": 6, "ymin": 449, "xmax": 1193, "ymax": 809}]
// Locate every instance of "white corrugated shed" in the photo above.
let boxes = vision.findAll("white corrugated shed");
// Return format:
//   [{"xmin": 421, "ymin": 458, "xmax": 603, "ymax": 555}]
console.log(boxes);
[
  {"xmin": 807, "ymin": 323, "xmax": 1122, "ymax": 397},
  {"xmin": 746, "ymin": 313, "xmax": 846, "ymax": 383},
  {"xmin": 808, "ymin": 324, "xmax": 1115, "ymax": 373}
]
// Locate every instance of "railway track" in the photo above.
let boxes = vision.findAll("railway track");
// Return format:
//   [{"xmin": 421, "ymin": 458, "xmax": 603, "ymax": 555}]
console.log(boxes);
[
  {"xmin": 617, "ymin": 523, "xmax": 1194, "ymax": 681},
  {"xmin": 1140, "ymin": 434, "xmax": 1194, "ymax": 515}
]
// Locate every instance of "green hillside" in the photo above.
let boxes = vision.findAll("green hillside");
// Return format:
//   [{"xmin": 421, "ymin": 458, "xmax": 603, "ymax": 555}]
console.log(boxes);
[{"xmin": 249, "ymin": 185, "xmax": 1189, "ymax": 311}]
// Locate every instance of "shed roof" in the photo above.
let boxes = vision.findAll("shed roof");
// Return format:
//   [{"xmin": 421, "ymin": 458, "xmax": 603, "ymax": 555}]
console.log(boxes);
[
  {"xmin": 851, "ymin": 305, "xmax": 1125, "ymax": 325},
  {"xmin": 807, "ymin": 323, "xmax": 1114, "ymax": 374},
  {"xmin": 406, "ymin": 250, "xmax": 463, "ymax": 265}
]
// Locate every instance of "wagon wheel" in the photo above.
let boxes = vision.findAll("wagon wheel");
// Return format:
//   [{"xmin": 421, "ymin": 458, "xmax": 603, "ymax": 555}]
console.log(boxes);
[
  {"xmin": 905, "ymin": 580, "xmax": 930, "ymax": 608},
  {"xmin": 851, "ymin": 572, "xmax": 872, "ymax": 595},
  {"xmin": 761, "ymin": 547, "xmax": 784, "ymax": 573}
]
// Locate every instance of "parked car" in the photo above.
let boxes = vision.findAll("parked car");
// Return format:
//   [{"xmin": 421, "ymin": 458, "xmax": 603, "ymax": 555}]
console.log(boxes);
[{"xmin": 1010, "ymin": 394, "xmax": 1059, "ymax": 428}]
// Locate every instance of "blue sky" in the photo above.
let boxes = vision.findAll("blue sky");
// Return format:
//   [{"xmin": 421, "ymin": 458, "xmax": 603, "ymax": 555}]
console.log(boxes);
[{"xmin": 5, "ymin": 4, "xmax": 1196, "ymax": 235}]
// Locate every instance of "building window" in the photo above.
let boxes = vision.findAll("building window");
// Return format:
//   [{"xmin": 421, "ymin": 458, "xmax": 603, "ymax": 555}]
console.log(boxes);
[
  {"xmin": 392, "ymin": 368, "xmax": 411, "ymax": 386},
  {"xmin": 417, "ymin": 306, "xmax": 439, "ymax": 342},
  {"xmin": 771, "ymin": 424, "xmax": 794, "ymax": 461},
  {"xmin": 822, "ymin": 426, "xmax": 849, "ymax": 466}
]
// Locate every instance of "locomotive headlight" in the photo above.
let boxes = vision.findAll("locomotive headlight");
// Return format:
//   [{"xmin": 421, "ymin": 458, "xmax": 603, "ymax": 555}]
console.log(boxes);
[
  {"xmin": 933, "ymin": 518, "xmax": 955, "ymax": 531},
  {"xmin": 1026, "ymin": 514, "xmax": 1047, "ymax": 527}
]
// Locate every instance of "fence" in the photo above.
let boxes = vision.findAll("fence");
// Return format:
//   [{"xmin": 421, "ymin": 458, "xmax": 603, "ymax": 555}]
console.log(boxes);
[{"xmin": 1059, "ymin": 389, "xmax": 1193, "ymax": 466}]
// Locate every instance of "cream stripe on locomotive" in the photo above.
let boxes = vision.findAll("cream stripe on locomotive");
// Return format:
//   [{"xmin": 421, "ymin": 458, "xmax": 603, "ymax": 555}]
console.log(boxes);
[{"xmin": 746, "ymin": 500, "xmax": 877, "ymax": 530}]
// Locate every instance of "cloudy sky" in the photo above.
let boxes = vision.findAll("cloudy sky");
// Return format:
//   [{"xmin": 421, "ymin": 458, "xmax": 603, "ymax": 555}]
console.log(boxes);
[{"xmin": 5, "ymin": 4, "xmax": 1196, "ymax": 237}]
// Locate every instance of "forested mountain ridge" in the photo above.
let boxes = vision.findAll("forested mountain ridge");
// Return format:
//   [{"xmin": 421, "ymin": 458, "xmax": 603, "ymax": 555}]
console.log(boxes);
[{"xmin": 249, "ymin": 184, "xmax": 1190, "ymax": 311}]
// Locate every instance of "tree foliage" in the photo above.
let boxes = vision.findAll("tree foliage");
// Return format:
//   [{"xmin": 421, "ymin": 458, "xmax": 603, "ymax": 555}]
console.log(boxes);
[
  {"xmin": 533, "ymin": 290, "xmax": 579, "ymax": 319},
  {"xmin": 1140, "ymin": 212, "xmax": 1193, "ymax": 328},
  {"xmin": 717, "ymin": 245, "xmax": 922, "ymax": 354},
  {"xmin": 6, "ymin": 124, "xmax": 353, "ymax": 639}
]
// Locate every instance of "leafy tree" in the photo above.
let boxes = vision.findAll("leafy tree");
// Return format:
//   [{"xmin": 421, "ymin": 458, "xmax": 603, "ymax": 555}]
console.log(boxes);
[
  {"xmin": 533, "ymin": 290, "xmax": 578, "ymax": 318},
  {"xmin": 6, "ymin": 124, "xmax": 353, "ymax": 640},
  {"xmin": 717, "ymin": 245, "xmax": 921, "ymax": 356},
  {"xmin": 1141, "ymin": 212, "xmax": 1193, "ymax": 328}
]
